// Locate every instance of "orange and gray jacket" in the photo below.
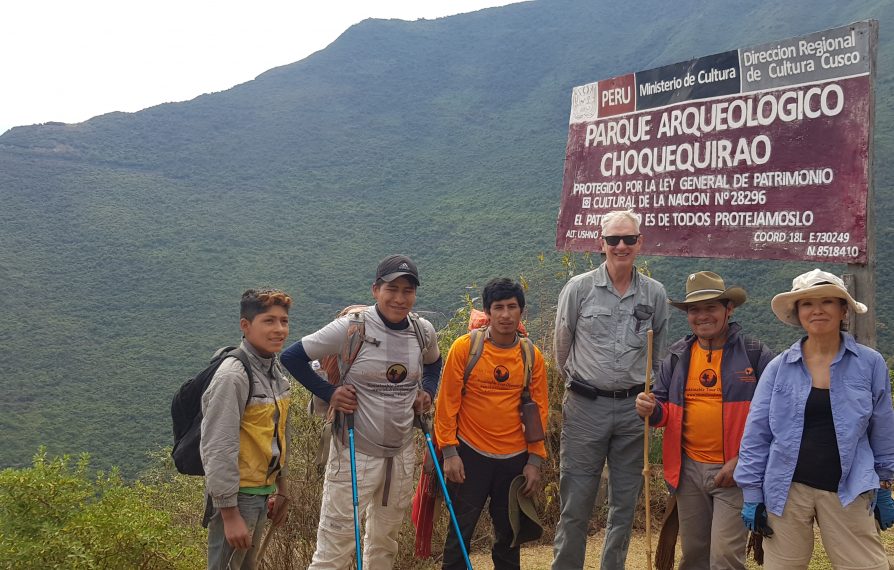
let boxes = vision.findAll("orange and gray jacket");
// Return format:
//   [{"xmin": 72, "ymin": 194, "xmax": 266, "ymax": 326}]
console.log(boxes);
[
  {"xmin": 201, "ymin": 340, "xmax": 292, "ymax": 508},
  {"xmin": 648, "ymin": 322, "xmax": 773, "ymax": 492}
]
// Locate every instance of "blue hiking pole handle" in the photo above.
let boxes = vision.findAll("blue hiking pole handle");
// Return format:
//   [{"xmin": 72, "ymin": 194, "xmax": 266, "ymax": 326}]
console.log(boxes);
[
  {"xmin": 420, "ymin": 424, "xmax": 473, "ymax": 570},
  {"xmin": 347, "ymin": 413, "xmax": 362, "ymax": 570}
]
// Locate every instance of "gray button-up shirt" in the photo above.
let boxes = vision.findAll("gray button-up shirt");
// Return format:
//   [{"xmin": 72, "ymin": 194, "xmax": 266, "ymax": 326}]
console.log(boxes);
[{"xmin": 554, "ymin": 263, "xmax": 669, "ymax": 391}]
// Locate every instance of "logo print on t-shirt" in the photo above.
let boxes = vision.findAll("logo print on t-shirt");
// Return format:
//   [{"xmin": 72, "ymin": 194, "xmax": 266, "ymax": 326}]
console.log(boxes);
[
  {"xmin": 700, "ymin": 368, "xmax": 718, "ymax": 388},
  {"xmin": 386, "ymin": 364, "xmax": 408, "ymax": 384},
  {"xmin": 494, "ymin": 366, "xmax": 510, "ymax": 383}
]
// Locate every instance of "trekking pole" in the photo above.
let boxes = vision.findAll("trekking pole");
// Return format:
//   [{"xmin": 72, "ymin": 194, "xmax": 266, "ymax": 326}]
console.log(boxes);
[
  {"xmin": 347, "ymin": 413, "xmax": 363, "ymax": 570},
  {"xmin": 418, "ymin": 415, "xmax": 473, "ymax": 570},
  {"xmin": 643, "ymin": 329, "xmax": 653, "ymax": 570}
]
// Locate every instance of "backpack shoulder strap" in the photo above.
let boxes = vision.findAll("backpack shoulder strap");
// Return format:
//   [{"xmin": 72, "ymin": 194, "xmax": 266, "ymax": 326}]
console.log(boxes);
[
  {"xmin": 462, "ymin": 328, "xmax": 487, "ymax": 395},
  {"xmin": 519, "ymin": 336, "xmax": 535, "ymax": 399},
  {"xmin": 407, "ymin": 312, "xmax": 428, "ymax": 354},
  {"xmin": 742, "ymin": 334, "xmax": 763, "ymax": 372},
  {"xmin": 229, "ymin": 347, "xmax": 255, "ymax": 410},
  {"xmin": 338, "ymin": 310, "xmax": 367, "ymax": 382}
]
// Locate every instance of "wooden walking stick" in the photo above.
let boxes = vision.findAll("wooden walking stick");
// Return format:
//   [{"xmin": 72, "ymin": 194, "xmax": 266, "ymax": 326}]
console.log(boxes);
[
  {"xmin": 256, "ymin": 521, "xmax": 275, "ymax": 566},
  {"xmin": 643, "ymin": 329, "xmax": 654, "ymax": 569}
]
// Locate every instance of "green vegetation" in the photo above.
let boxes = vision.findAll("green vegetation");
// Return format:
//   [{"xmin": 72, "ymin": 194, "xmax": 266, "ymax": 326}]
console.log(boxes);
[
  {"xmin": 0, "ymin": 292, "xmax": 616, "ymax": 569},
  {"xmin": 0, "ymin": 448, "xmax": 205, "ymax": 569},
  {"xmin": 1, "ymin": 0, "xmax": 893, "ymax": 477},
  {"xmin": 2, "ymin": 281, "xmax": 892, "ymax": 568}
]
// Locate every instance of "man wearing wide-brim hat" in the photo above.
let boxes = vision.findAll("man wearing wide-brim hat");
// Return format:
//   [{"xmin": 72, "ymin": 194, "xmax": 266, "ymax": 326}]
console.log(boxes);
[{"xmin": 636, "ymin": 271, "xmax": 774, "ymax": 570}]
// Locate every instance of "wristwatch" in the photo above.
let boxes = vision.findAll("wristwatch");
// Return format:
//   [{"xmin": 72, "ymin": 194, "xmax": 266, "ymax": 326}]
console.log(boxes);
[{"xmin": 880, "ymin": 480, "xmax": 893, "ymax": 490}]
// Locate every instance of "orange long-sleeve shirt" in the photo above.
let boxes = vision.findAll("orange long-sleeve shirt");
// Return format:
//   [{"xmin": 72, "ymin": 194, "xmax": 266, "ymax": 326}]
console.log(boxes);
[{"xmin": 435, "ymin": 332, "xmax": 548, "ymax": 460}]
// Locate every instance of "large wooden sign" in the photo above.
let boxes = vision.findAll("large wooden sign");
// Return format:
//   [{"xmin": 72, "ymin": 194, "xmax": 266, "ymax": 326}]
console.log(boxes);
[{"xmin": 557, "ymin": 21, "xmax": 875, "ymax": 263}]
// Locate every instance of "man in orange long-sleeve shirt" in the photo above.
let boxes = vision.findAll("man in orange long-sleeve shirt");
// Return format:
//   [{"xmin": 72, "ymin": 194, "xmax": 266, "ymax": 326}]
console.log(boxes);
[{"xmin": 435, "ymin": 278, "xmax": 549, "ymax": 570}]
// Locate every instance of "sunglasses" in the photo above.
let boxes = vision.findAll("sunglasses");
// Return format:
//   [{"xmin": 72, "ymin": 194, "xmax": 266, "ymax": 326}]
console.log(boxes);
[{"xmin": 603, "ymin": 234, "xmax": 640, "ymax": 246}]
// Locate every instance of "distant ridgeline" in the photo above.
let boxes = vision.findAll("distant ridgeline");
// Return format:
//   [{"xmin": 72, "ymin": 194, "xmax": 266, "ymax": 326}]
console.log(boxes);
[{"xmin": 0, "ymin": 0, "xmax": 892, "ymax": 474}]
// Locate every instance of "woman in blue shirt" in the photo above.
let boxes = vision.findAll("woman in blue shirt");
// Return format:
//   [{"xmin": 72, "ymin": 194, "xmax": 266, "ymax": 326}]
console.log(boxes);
[{"xmin": 734, "ymin": 269, "xmax": 894, "ymax": 569}]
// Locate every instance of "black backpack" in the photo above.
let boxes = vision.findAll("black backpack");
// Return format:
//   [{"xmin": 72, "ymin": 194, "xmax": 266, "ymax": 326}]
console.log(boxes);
[{"xmin": 171, "ymin": 346, "xmax": 254, "ymax": 475}]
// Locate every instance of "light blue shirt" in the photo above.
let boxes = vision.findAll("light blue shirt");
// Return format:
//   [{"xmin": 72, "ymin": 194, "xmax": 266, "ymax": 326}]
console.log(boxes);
[{"xmin": 734, "ymin": 333, "xmax": 894, "ymax": 516}]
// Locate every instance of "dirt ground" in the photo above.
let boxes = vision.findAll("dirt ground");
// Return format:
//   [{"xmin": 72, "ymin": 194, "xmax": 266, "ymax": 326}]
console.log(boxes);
[{"xmin": 467, "ymin": 529, "xmax": 894, "ymax": 569}]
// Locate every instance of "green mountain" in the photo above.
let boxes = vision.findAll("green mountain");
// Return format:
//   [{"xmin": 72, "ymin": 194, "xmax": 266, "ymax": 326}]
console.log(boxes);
[{"xmin": 2, "ymin": 0, "xmax": 893, "ymax": 474}]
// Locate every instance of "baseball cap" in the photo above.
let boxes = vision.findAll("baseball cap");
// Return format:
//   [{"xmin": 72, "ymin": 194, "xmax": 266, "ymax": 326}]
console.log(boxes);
[{"xmin": 375, "ymin": 254, "xmax": 420, "ymax": 285}]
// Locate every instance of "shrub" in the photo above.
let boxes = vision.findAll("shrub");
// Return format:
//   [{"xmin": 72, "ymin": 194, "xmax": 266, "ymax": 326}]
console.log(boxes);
[{"xmin": 0, "ymin": 448, "xmax": 204, "ymax": 570}]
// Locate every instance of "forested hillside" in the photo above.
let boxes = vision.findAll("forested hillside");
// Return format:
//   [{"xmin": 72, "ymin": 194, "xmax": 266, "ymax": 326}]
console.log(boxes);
[{"xmin": 2, "ymin": 0, "xmax": 893, "ymax": 474}]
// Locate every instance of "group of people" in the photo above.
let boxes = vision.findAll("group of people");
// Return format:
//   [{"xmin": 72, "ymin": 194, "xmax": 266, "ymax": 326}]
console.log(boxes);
[{"xmin": 197, "ymin": 208, "xmax": 894, "ymax": 570}]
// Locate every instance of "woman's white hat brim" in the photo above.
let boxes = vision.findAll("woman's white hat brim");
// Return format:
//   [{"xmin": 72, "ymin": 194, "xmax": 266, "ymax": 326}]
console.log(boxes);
[{"xmin": 771, "ymin": 281, "xmax": 868, "ymax": 327}]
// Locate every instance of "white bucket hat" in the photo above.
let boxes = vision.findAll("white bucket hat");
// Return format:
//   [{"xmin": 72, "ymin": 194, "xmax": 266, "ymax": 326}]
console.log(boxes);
[{"xmin": 770, "ymin": 269, "xmax": 867, "ymax": 327}]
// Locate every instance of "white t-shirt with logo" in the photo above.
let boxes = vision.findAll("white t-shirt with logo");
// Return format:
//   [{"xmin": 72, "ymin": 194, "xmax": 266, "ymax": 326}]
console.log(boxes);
[{"xmin": 301, "ymin": 305, "xmax": 439, "ymax": 457}]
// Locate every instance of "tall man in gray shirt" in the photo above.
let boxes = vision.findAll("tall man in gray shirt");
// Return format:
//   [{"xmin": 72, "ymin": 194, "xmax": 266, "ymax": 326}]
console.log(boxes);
[{"xmin": 552, "ymin": 209, "xmax": 669, "ymax": 570}]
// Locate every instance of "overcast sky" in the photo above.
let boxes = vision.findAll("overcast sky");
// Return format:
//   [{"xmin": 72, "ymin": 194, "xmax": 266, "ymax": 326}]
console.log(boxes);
[{"xmin": 1, "ymin": 1, "xmax": 525, "ymax": 135}]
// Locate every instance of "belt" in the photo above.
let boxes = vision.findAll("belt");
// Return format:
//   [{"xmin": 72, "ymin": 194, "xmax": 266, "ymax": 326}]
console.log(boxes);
[
  {"xmin": 568, "ymin": 380, "xmax": 645, "ymax": 400},
  {"xmin": 595, "ymin": 384, "xmax": 645, "ymax": 398}
]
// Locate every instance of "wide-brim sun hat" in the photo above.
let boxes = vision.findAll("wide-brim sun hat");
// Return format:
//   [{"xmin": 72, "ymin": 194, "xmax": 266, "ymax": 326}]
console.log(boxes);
[
  {"xmin": 508, "ymin": 475, "xmax": 543, "ymax": 548},
  {"xmin": 770, "ymin": 268, "xmax": 868, "ymax": 327},
  {"xmin": 668, "ymin": 271, "xmax": 747, "ymax": 310}
]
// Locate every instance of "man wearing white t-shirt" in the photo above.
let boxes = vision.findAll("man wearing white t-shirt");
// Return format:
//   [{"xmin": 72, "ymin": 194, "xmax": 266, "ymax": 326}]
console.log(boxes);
[{"xmin": 281, "ymin": 254, "xmax": 442, "ymax": 569}]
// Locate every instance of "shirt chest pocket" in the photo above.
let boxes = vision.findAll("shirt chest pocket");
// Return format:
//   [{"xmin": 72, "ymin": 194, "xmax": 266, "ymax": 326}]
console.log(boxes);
[
  {"xmin": 841, "ymin": 376, "xmax": 873, "ymax": 425},
  {"xmin": 768, "ymin": 380, "xmax": 796, "ymax": 434},
  {"xmin": 626, "ymin": 303, "xmax": 654, "ymax": 348},
  {"xmin": 579, "ymin": 306, "xmax": 614, "ymax": 338}
]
